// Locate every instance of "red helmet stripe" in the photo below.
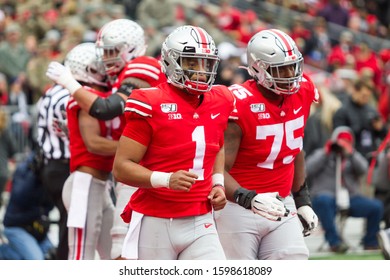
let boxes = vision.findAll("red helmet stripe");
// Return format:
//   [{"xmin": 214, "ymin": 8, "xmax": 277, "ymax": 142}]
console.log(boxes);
[
  {"xmin": 193, "ymin": 27, "xmax": 209, "ymax": 47},
  {"xmin": 270, "ymin": 29, "xmax": 293, "ymax": 56}
]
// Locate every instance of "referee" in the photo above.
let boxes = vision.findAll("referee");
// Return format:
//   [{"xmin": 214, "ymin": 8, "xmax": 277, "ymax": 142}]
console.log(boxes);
[{"xmin": 36, "ymin": 84, "xmax": 70, "ymax": 260}]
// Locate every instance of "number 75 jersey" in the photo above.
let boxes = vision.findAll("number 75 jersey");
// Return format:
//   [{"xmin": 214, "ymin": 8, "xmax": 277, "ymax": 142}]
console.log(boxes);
[{"xmin": 228, "ymin": 74, "xmax": 319, "ymax": 197}]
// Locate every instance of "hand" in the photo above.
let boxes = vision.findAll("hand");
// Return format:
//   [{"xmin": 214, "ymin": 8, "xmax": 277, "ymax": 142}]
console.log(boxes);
[
  {"xmin": 208, "ymin": 186, "xmax": 227, "ymax": 211},
  {"xmin": 297, "ymin": 205, "xmax": 318, "ymax": 237},
  {"xmin": 52, "ymin": 109, "xmax": 68, "ymax": 138},
  {"xmin": 168, "ymin": 170, "xmax": 198, "ymax": 191},
  {"xmin": 53, "ymin": 117, "xmax": 69, "ymax": 138},
  {"xmin": 46, "ymin": 61, "xmax": 81, "ymax": 94},
  {"xmin": 324, "ymin": 140, "xmax": 332, "ymax": 155},
  {"xmin": 251, "ymin": 192, "xmax": 289, "ymax": 221},
  {"xmin": 336, "ymin": 139, "xmax": 353, "ymax": 156}
]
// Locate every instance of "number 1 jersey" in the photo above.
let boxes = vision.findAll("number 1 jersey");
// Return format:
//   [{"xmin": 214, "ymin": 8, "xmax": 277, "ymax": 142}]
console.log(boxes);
[{"xmin": 122, "ymin": 82, "xmax": 235, "ymax": 218}]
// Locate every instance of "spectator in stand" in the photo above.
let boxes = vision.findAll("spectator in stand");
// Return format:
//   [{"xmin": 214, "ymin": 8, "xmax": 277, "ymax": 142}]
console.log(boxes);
[
  {"xmin": 304, "ymin": 85, "xmax": 342, "ymax": 158},
  {"xmin": 317, "ymin": 0, "xmax": 350, "ymax": 28},
  {"xmin": 353, "ymin": 41, "xmax": 383, "ymax": 96},
  {"xmin": 0, "ymin": 151, "xmax": 55, "ymax": 260},
  {"xmin": 333, "ymin": 79, "xmax": 387, "ymax": 162},
  {"xmin": 0, "ymin": 73, "xmax": 8, "ymax": 105},
  {"xmin": 378, "ymin": 49, "xmax": 390, "ymax": 123},
  {"xmin": 26, "ymin": 40, "xmax": 54, "ymax": 103},
  {"xmin": 215, "ymin": 0, "xmax": 242, "ymax": 41},
  {"xmin": 373, "ymin": 135, "xmax": 390, "ymax": 259},
  {"xmin": 328, "ymin": 68, "xmax": 358, "ymax": 104},
  {"xmin": 0, "ymin": 23, "xmax": 30, "ymax": 84},
  {"xmin": 302, "ymin": 17, "xmax": 331, "ymax": 69},
  {"xmin": 8, "ymin": 74, "xmax": 31, "ymax": 153},
  {"xmin": 0, "ymin": 108, "xmax": 16, "ymax": 208},
  {"xmin": 235, "ymin": 9, "xmax": 264, "ymax": 47},
  {"xmin": 327, "ymin": 30, "xmax": 358, "ymax": 72},
  {"xmin": 306, "ymin": 126, "xmax": 383, "ymax": 253},
  {"xmin": 136, "ymin": 0, "xmax": 176, "ymax": 32},
  {"xmin": 289, "ymin": 17, "xmax": 316, "ymax": 58}
]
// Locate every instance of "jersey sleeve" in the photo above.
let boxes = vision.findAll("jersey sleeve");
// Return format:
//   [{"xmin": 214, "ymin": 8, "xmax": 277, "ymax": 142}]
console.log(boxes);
[
  {"xmin": 122, "ymin": 118, "xmax": 152, "ymax": 146},
  {"xmin": 226, "ymin": 84, "xmax": 240, "ymax": 121},
  {"xmin": 123, "ymin": 88, "xmax": 155, "ymax": 145},
  {"xmin": 302, "ymin": 73, "xmax": 320, "ymax": 103},
  {"xmin": 121, "ymin": 56, "xmax": 166, "ymax": 87},
  {"xmin": 124, "ymin": 89, "xmax": 153, "ymax": 122}
]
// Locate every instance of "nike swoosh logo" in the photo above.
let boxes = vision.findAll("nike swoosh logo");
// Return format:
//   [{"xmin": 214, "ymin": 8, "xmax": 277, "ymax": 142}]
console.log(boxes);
[
  {"xmin": 293, "ymin": 107, "xmax": 302, "ymax": 114},
  {"xmin": 204, "ymin": 223, "xmax": 213, "ymax": 228},
  {"xmin": 211, "ymin": 113, "xmax": 220, "ymax": 119}
]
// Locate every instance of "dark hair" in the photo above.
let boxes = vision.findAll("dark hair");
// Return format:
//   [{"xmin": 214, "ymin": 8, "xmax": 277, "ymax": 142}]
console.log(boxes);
[{"xmin": 353, "ymin": 79, "xmax": 374, "ymax": 92}]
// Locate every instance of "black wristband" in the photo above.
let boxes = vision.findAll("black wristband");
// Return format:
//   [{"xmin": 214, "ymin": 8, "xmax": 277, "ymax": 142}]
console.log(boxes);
[
  {"xmin": 233, "ymin": 187, "xmax": 257, "ymax": 209},
  {"xmin": 292, "ymin": 180, "xmax": 312, "ymax": 208}
]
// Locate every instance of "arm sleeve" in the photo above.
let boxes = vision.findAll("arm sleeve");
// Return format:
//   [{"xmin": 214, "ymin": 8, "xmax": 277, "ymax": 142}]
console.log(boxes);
[{"xmin": 89, "ymin": 93, "xmax": 126, "ymax": 120}]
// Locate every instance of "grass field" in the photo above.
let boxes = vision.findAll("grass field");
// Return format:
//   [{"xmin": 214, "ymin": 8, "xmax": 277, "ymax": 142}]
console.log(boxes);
[{"xmin": 310, "ymin": 251, "xmax": 384, "ymax": 260}]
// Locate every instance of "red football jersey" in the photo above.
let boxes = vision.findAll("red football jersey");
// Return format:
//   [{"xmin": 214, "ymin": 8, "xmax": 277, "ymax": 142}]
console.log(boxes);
[
  {"xmin": 109, "ymin": 56, "xmax": 167, "ymax": 140},
  {"xmin": 228, "ymin": 73, "xmax": 319, "ymax": 197},
  {"xmin": 122, "ymin": 83, "xmax": 235, "ymax": 218},
  {"xmin": 67, "ymin": 86, "xmax": 123, "ymax": 172}
]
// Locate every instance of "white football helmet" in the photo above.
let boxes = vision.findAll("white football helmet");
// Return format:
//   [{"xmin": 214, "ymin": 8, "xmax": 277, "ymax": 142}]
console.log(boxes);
[
  {"xmin": 64, "ymin": 42, "xmax": 107, "ymax": 86},
  {"xmin": 247, "ymin": 29, "xmax": 303, "ymax": 95},
  {"xmin": 96, "ymin": 19, "xmax": 146, "ymax": 77},
  {"xmin": 161, "ymin": 25, "xmax": 220, "ymax": 95}
]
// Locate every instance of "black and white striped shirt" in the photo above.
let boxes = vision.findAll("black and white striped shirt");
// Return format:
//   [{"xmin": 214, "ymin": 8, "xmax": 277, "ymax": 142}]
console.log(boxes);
[{"xmin": 36, "ymin": 85, "xmax": 70, "ymax": 160}]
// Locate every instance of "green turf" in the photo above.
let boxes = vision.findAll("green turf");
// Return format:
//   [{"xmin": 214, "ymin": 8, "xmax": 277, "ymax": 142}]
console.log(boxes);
[{"xmin": 309, "ymin": 252, "xmax": 384, "ymax": 260}]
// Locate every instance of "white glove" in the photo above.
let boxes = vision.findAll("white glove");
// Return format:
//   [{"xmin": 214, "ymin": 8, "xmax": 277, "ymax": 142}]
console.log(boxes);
[
  {"xmin": 46, "ymin": 61, "xmax": 81, "ymax": 94},
  {"xmin": 251, "ymin": 192, "xmax": 289, "ymax": 221},
  {"xmin": 297, "ymin": 205, "xmax": 319, "ymax": 236}
]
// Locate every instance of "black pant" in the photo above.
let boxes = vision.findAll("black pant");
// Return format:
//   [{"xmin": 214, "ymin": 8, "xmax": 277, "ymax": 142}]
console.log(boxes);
[{"xmin": 40, "ymin": 159, "xmax": 70, "ymax": 260}]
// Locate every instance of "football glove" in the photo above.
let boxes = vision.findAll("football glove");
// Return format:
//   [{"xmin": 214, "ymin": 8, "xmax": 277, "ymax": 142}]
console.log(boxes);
[
  {"xmin": 251, "ymin": 192, "xmax": 290, "ymax": 221},
  {"xmin": 297, "ymin": 205, "xmax": 318, "ymax": 236},
  {"xmin": 46, "ymin": 61, "xmax": 81, "ymax": 94}
]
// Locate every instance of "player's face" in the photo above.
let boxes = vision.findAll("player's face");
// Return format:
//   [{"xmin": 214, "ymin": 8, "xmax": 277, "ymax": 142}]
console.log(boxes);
[
  {"xmin": 103, "ymin": 48, "xmax": 120, "ymax": 67},
  {"xmin": 181, "ymin": 57, "xmax": 216, "ymax": 82},
  {"xmin": 269, "ymin": 64, "xmax": 298, "ymax": 90}
]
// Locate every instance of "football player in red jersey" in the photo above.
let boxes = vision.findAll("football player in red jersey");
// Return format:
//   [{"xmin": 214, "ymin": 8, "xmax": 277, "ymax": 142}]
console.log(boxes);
[
  {"xmin": 112, "ymin": 25, "xmax": 235, "ymax": 260},
  {"xmin": 215, "ymin": 29, "xmax": 319, "ymax": 259},
  {"xmin": 46, "ymin": 19, "xmax": 167, "ymax": 259},
  {"xmin": 61, "ymin": 43, "xmax": 121, "ymax": 259}
]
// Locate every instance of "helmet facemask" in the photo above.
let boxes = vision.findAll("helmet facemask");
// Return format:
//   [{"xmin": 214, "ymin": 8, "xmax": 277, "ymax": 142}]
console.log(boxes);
[
  {"xmin": 96, "ymin": 44, "xmax": 126, "ymax": 78},
  {"xmin": 252, "ymin": 57, "xmax": 303, "ymax": 95},
  {"xmin": 175, "ymin": 52, "xmax": 219, "ymax": 95}
]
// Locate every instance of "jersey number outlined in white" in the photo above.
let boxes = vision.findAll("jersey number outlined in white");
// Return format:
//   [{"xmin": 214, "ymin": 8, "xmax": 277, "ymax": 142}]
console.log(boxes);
[
  {"xmin": 256, "ymin": 116, "xmax": 304, "ymax": 169},
  {"xmin": 189, "ymin": 126, "xmax": 205, "ymax": 180}
]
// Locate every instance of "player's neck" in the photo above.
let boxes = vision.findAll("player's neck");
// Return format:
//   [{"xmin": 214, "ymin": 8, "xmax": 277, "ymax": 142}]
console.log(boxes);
[
  {"xmin": 259, "ymin": 85, "xmax": 284, "ymax": 106},
  {"xmin": 180, "ymin": 91, "xmax": 203, "ymax": 108}
]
